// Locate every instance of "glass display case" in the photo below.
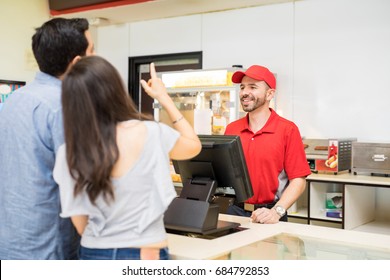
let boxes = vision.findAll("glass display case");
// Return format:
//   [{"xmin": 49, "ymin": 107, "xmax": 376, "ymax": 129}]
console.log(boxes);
[
  {"xmin": 156, "ymin": 68, "xmax": 243, "ymax": 135},
  {"xmin": 227, "ymin": 233, "xmax": 390, "ymax": 260}
]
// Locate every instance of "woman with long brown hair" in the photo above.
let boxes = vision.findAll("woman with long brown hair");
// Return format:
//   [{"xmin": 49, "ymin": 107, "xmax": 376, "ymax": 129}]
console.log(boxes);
[{"xmin": 53, "ymin": 56, "xmax": 201, "ymax": 260}]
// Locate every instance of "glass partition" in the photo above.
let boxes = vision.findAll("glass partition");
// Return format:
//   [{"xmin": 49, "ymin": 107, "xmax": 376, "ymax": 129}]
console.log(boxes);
[{"xmin": 227, "ymin": 233, "xmax": 390, "ymax": 260}]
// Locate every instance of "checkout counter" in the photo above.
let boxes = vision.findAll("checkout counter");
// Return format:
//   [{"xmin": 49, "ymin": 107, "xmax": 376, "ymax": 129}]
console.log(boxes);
[
  {"xmin": 167, "ymin": 138, "xmax": 390, "ymax": 260},
  {"xmin": 167, "ymin": 214, "xmax": 390, "ymax": 260}
]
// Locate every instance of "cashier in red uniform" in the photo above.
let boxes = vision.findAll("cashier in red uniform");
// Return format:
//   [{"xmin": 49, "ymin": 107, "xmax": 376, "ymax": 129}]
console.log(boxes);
[{"xmin": 225, "ymin": 65, "xmax": 311, "ymax": 223}]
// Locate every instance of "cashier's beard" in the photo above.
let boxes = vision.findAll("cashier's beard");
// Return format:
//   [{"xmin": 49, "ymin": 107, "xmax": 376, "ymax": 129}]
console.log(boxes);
[{"xmin": 240, "ymin": 93, "xmax": 266, "ymax": 112}]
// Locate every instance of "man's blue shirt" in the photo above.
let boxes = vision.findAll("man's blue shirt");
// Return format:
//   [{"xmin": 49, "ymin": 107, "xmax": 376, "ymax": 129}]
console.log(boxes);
[{"xmin": 0, "ymin": 72, "xmax": 79, "ymax": 259}]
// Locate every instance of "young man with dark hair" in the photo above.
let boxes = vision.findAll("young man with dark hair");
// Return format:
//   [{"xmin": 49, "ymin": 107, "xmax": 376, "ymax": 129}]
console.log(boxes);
[{"xmin": 0, "ymin": 18, "xmax": 95, "ymax": 259}]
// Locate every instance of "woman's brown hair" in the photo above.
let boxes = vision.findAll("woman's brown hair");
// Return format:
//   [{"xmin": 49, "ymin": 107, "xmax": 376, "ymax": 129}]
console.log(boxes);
[{"xmin": 61, "ymin": 56, "xmax": 152, "ymax": 204}]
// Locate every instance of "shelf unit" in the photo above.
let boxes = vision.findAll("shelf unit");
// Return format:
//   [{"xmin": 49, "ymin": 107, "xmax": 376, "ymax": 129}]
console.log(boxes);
[
  {"xmin": 288, "ymin": 173, "xmax": 390, "ymax": 234},
  {"xmin": 175, "ymin": 172, "xmax": 390, "ymax": 234}
]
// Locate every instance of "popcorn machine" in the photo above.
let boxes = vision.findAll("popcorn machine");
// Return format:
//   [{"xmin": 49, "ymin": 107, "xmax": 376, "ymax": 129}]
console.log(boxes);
[{"xmin": 155, "ymin": 68, "xmax": 243, "ymax": 135}]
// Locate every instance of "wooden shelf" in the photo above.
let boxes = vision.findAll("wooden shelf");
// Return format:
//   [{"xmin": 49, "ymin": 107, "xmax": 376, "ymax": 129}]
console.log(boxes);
[{"xmin": 303, "ymin": 173, "xmax": 390, "ymax": 233}]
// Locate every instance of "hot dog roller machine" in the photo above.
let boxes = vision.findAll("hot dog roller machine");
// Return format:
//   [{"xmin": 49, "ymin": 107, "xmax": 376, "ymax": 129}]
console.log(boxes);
[{"xmin": 303, "ymin": 138, "xmax": 357, "ymax": 174}]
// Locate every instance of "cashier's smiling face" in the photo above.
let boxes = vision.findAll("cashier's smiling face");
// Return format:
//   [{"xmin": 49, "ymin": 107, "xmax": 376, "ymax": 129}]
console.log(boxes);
[{"xmin": 239, "ymin": 76, "xmax": 273, "ymax": 112}]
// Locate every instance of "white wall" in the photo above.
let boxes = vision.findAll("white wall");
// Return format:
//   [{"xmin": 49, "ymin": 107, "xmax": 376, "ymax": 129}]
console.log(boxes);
[
  {"xmin": 129, "ymin": 15, "xmax": 202, "ymax": 57},
  {"xmin": 294, "ymin": 0, "xmax": 390, "ymax": 142},
  {"xmin": 0, "ymin": 0, "xmax": 49, "ymax": 82},
  {"xmin": 95, "ymin": 23, "xmax": 129, "ymax": 84}
]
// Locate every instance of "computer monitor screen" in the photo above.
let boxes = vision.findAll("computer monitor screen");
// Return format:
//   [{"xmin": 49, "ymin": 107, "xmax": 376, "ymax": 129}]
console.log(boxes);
[{"xmin": 173, "ymin": 135, "xmax": 253, "ymax": 202}]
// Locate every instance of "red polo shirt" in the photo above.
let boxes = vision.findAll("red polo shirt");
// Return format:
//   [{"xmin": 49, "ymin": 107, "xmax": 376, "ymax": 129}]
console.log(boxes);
[{"xmin": 225, "ymin": 109, "xmax": 311, "ymax": 204}]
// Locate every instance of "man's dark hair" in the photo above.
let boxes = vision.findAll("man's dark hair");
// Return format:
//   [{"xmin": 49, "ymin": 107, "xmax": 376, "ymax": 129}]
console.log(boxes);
[{"xmin": 32, "ymin": 18, "xmax": 89, "ymax": 77}]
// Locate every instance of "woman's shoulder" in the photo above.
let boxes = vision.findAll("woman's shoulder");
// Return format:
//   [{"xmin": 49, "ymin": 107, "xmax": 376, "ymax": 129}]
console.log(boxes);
[
  {"xmin": 143, "ymin": 121, "xmax": 180, "ymax": 150},
  {"xmin": 143, "ymin": 120, "xmax": 176, "ymax": 133}
]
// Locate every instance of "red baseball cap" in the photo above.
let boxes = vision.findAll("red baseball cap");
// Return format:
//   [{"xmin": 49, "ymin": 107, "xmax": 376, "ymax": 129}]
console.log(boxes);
[{"xmin": 232, "ymin": 65, "xmax": 276, "ymax": 89}]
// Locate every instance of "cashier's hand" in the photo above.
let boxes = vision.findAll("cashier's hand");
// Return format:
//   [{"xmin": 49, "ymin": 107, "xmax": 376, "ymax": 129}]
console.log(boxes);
[{"xmin": 251, "ymin": 208, "xmax": 280, "ymax": 224}]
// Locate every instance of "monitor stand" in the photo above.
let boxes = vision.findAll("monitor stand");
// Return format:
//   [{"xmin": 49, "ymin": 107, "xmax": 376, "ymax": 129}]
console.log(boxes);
[
  {"xmin": 164, "ymin": 177, "xmax": 241, "ymax": 236},
  {"xmin": 165, "ymin": 219, "xmax": 241, "ymax": 235}
]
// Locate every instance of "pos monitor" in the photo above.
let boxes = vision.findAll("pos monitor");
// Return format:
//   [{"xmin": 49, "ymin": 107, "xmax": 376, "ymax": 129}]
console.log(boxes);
[{"xmin": 164, "ymin": 135, "xmax": 253, "ymax": 235}]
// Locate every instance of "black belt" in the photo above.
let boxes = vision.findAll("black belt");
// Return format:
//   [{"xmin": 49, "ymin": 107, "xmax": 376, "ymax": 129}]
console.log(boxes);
[{"xmin": 234, "ymin": 201, "xmax": 277, "ymax": 212}]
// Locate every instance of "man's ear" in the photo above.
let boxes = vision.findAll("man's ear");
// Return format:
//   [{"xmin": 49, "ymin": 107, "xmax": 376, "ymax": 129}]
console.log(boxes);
[
  {"xmin": 266, "ymin": 88, "xmax": 276, "ymax": 101},
  {"xmin": 59, "ymin": 56, "xmax": 83, "ymax": 80},
  {"xmin": 71, "ymin": 55, "xmax": 82, "ymax": 66}
]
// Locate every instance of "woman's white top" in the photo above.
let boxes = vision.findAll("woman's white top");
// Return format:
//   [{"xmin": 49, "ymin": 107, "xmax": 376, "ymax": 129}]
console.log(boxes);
[{"xmin": 53, "ymin": 121, "xmax": 179, "ymax": 248}]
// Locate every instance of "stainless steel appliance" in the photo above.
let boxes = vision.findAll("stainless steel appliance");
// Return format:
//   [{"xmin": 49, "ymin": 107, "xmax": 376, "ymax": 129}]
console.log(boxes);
[{"xmin": 352, "ymin": 142, "xmax": 390, "ymax": 175}]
